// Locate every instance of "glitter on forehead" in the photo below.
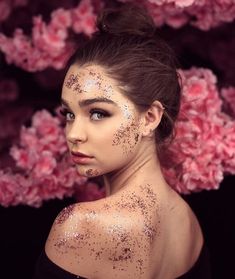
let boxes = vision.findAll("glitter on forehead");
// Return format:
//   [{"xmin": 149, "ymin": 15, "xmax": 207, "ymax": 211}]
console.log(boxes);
[
  {"xmin": 83, "ymin": 78, "xmax": 98, "ymax": 91},
  {"xmin": 73, "ymin": 82, "xmax": 82, "ymax": 94},
  {"xmin": 103, "ymin": 84, "xmax": 115, "ymax": 98},
  {"xmin": 65, "ymin": 73, "xmax": 78, "ymax": 89}
]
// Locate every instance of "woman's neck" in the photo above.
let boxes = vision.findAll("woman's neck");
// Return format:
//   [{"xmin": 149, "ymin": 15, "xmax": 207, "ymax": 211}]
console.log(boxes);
[{"xmin": 103, "ymin": 142, "xmax": 166, "ymax": 196}]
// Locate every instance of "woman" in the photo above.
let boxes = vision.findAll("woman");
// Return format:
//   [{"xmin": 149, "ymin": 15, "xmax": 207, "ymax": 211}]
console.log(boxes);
[{"xmin": 34, "ymin": 4, "xmax": 211, "ymax": 279}]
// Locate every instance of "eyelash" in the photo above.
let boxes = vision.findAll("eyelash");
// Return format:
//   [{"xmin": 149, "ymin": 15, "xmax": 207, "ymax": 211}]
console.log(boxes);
[
  {"xmin": 59, "ymin": 107, "xmax": 111, "ymax": 122},
  {"xmin": 59, "ymin": 108, "xmax": 74, "ymax": 122}
]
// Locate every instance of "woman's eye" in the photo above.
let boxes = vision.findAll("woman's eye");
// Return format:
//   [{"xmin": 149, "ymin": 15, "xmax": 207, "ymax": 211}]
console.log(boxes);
[
  {"xmin": 90, "ymin": 109, "xmax": 110, "ymax": 121},
  {"xmin": 59, "ymin": 108, "xmax": 74, "ymax": 122}
]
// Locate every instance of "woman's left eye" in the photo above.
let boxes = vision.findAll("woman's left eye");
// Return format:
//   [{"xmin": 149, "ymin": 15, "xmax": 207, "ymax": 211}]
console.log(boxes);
[{"xmin": 90, "ymin": 109, "xmax": 110, "ymax": 121}]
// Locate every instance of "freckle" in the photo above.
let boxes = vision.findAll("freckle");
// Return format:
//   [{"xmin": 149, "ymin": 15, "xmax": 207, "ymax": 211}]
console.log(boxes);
[{"xmin": 55, "ymin": 204, "xmax": 76, "ymax": 225}]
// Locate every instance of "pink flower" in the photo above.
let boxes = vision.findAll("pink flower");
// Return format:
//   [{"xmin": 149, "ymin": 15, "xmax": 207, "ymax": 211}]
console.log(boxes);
[
  {"xmin": 33, "ymin": 151, "xmax": 57, "ymax": 177},
  {"xmin": 72, "ymin": 0, "xmax": 96, "ymax": 36},
  {"xmin": 221, "ymin": 87, "xmax": 235, "ymax": 118},
  {"xmin": 161, "ymin": 67, "xmax": 235, "ymax": 194},
  {"xmin": 0, "ymin": 108, "xmax": 90, "ymax": 207},
  {"xmin": 32, "ymin": 110, "xmax": 61, "ymax": 140},
  {"xmin": 148, "ymin": 0, "xmax": 196, "ymax": 7},
  {"xmin": 10, "ymin": 146, "xmax": 38, "ymax": 171},
  {"xmin": 135, "ymin": 0, "xmax": 235, "ymax": 30},
  {"xmin": 32, "ymin": 15, "xmax": 69, "ymax": 55},
  {"xmin": 0, "ymin": 0, "xmax": 96, "ymax": 72}
]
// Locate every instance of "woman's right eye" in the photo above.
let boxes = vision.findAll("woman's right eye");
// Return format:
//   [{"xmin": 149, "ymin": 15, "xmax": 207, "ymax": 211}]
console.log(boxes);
[{"xmin": 59, "ymin": 108, "xmax": 75, "ymax": 122}]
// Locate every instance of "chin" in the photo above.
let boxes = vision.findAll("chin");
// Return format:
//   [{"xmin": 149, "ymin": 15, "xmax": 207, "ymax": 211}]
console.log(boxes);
[{"xmin": 76, "ymin": 165, "xmax": 102, "ymax": 178}]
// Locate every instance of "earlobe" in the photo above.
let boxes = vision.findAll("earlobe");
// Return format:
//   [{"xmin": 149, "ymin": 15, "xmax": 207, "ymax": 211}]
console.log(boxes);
[{"xmin": 142, "ymin": 100, "xmax": 164, "ymax": 137}]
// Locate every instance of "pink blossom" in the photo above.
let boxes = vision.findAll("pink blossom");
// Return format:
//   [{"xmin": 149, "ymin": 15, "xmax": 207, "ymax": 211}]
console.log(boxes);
[
  {"xmin": 0, "ymin": 0, "xmax": 97, "ymax": 72},
  {"xmin": 221, "ymin": 87, "xmax": 235, "ymax": 118},
  {"xmin": 120, "ymin": 0, "xmax": 235, "ymax": 30},
  {"xmin": 71, "ymin": 0, "xmax": 96, "ymax": 36},
  {"xmin": 32, "ymin": 110, "xmax": 61, "ymax": 140},
  {"xmin": 10, "ymin": 146, "xmax": 38, "ymax": 170},
  {"xmin": 148, "ymin": 0, "xmax": 196, "ymax": 7},
  {"xmin": 19, "ymin": 127, "xmax": 39, "ymax": 149},
  {"xmin": 161, "ymin": 67, "xmax": 235, "ymax": 194},
  {"xmin": 33, "ymin": 151, "xmax": 57, "ymax": 177},
  {"xmin": 0, "ymin": 108, "xmax": 92, "ymax": 207},
  {"xmin": 0, "ymin": 170, "xmax": 31, "ymax": 207}
]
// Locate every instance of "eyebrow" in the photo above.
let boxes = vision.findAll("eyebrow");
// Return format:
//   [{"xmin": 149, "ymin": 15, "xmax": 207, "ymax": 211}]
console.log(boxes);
[{"xmin": 61, "ymin": 97, "xmax": 118, "ymax": 108}]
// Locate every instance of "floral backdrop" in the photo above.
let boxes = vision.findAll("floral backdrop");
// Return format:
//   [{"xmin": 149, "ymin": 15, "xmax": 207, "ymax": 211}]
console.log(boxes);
[{"xmin": 0, "ymin": 0, "xmax": 235, "ymax": 207}]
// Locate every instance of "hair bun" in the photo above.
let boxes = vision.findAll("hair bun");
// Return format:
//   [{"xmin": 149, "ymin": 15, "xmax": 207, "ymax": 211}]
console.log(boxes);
[{"xmin": 96, "ymin": 4, "xmax": 156, "ymax": 38}]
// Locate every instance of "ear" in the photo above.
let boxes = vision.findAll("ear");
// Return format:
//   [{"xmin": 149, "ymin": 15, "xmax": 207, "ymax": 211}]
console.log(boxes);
[{"xmin": 142, "ymin": 100, "xmax": 164, "ymax": 137}]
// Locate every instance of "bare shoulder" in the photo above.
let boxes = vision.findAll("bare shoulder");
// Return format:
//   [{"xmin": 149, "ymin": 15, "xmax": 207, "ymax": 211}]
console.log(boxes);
[
  {"xmin": 45, "ymin": 202, "xmax": 102, "ymax": 277},
  {"xmin": 45, "ymin": 197, "xmax": 156, "ymax": 279}
]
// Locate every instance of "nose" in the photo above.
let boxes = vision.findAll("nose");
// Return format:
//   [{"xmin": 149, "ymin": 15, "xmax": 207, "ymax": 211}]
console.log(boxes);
[{"xmin": 66, "ymin": 118, "xmax": 87, "ymax": 144}]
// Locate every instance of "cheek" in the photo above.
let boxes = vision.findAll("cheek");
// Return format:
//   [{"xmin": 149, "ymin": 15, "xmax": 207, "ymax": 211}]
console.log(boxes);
[{"xmin": 111, "ymin": 120, "xmax": 141, "ymax": 156}]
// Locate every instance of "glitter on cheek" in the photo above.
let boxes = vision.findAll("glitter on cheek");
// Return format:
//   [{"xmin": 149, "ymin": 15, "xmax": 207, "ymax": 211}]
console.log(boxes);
[
  {"xmin": 85, "ymin": 168, "xmax": 100, "ymax": 177},
  {"xmin": 112, "ymin": 120, "xmax": 141, "ymax": 155},
  {"xmin": 120, "ymin": 104, "xmax": 133, "ymax": 120}
]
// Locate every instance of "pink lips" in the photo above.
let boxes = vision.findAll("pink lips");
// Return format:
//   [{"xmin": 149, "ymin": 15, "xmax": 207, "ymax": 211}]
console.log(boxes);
[{"xmin": 71, "ymin": 151, "xmax": 93, "ymax": 164}]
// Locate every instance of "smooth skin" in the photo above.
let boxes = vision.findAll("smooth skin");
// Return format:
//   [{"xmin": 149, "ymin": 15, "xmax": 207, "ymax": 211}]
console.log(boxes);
[{"xmin": 45, "ymin": 64, "xmax": 203, "ymax": 279}]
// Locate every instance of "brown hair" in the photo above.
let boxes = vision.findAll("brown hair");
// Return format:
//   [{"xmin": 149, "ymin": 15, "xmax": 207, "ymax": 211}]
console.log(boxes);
[{"xmin": 68, "ymin": 4, "xmax": 181, "ymax": 144}]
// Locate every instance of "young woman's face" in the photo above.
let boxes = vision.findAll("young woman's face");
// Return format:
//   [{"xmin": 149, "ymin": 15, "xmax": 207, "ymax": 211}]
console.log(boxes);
[{"xmin": 61, "ymin": 64, "xmax": 144, "ymax": 178}]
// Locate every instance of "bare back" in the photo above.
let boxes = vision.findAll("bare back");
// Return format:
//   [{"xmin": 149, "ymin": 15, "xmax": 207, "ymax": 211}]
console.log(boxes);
[{"xmin": 45, "ymin": 183, "xmax": 203, "ymax": 279}]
